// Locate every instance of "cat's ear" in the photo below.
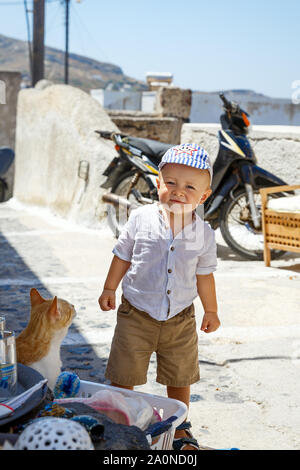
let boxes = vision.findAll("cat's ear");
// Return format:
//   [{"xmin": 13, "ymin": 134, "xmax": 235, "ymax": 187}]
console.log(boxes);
[
  {"xmin": 30, "ymin": 288, "xmax": 46, "ymax": 306},
  {"xmin": 48, "ymin": 296, "xmax": 61, "ymax": 323}
]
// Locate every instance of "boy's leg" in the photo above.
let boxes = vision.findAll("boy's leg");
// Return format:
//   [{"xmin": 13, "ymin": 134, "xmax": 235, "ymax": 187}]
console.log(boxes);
[
  {"xmin": 111, "ymin": 382, "xmax": 134, "ymax": 391},
  {"xmin": 167, "ymin": 385, "xmax": 197, "ymax": 451},
  {"xmin": 157, "ymin": 305, "xmax": 199, "ymax": 450},
  {"xmin": 105, "ymin": 296, "xmax": 157, "ymax": 387},
  {"xmin": 167, "ymin": 385, "xmax": 190, "ymax": 408}
]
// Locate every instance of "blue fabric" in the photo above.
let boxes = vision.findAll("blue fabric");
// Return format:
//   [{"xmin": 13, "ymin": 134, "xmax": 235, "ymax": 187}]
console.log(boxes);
[{"xmin": 53, "ymin": 372, "xmax": 80, "ymax": 399}]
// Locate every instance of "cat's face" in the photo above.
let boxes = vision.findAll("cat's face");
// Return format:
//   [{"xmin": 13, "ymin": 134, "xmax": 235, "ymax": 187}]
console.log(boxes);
[
  {"xmin": 30, "ymin": 288, "xmax": 76, "ymax": 331},
  {"xmin": 57, "ymin": 298, "xmax": 76, "ymax": 328},
  {"xmin": 47, "ymin": 298, "xmax": 76, "ymax": 330},
  {"xmin": 16, "ymin": 289, "xmax": 77, "ymax": 368}
]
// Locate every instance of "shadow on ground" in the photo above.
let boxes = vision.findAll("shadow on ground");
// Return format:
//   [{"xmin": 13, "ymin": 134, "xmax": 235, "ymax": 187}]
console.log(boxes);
[
  {"xmin": 216, "ymin": 243, "xmax": 246, "ymax": 262},
  {"xmin": 0, "ymin": 231, "xmax": 109, "ymax": 385},
  {"xmin": 278, "ymin": 263, "xmax": 300, "ymax": 273},
  {"xmin": 216, "ymin": 241, "xmax": 300, "ymax": 265}
]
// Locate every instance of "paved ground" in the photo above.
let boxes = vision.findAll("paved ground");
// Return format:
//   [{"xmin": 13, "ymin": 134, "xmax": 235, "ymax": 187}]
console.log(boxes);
[{"xmin": 0, "ymin": 198, "xmax": 299, "ymax": 450}]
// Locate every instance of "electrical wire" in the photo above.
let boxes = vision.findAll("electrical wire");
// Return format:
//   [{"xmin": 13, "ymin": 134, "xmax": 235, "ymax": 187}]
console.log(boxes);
[
  {"xmin": 70, "ymin": 1, "xmax": 111, "ymax": 63},
  {"xmin": 0, "ymin": 0, "xmax": 60, "ymax": 5},
  {"xmin": 0, "ymin": 1, "xmax": 26, "ymax": 5},
  {"xmin": 69, "ymin": 1, "xmax": 88, "ymax": 58},
  {"xmin": 46, "ymin": 0, "xmax": 63, "ymax": 34}
]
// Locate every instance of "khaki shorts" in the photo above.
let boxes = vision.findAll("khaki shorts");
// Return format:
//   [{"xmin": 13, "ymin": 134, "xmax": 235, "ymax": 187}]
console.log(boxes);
[{"xmin": 105, "ymin": 295, "xmax": 200, "ymax": 387}]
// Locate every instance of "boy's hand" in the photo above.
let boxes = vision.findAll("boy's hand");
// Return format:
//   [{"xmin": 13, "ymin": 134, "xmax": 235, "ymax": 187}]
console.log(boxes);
[
  {"xmin": 200, "ymin": 312, "xmax": 220, "ymax": 333},
  {"xmin": 98, "ymin": 289, "xmax": 116, "ymax": 311}
]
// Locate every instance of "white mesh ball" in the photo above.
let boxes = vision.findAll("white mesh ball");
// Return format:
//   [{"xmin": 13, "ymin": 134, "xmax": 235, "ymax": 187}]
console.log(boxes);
[{"xmin": 15, "ymin": 417, "xmax": 94, "ymax": 450}]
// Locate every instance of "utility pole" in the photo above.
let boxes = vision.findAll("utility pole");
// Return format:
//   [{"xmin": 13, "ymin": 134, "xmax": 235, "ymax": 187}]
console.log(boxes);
[
  {"xmin": 32, "ymin": 0, "xmax": 45, "ymax": 86},
  {"xmin": 64, "ymin": 0, "xmax": 70, "ymax": 84}
]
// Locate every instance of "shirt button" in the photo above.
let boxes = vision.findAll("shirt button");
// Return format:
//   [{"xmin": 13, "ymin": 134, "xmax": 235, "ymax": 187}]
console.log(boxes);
[
  {"xmin": 167, "ymin": 289, "xmax": 171, "ymax": 294},
  {"xmin": 168, "ymin": 269, "xmax": 172, "ymax": 273},
  {"xmin": 170, "ymin": 246, "xmax": 175, "ymax": 251}
]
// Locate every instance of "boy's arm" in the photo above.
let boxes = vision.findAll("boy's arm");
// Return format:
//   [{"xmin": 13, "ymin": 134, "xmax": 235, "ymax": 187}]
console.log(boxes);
[
  {"xmin": 99, "ymin": 208, "xmax": 137, "ymax": 311},
  {"xmin": 104, "ymin": 255, "xmax": 131, "ymax": 291},
  {"xmin": 196, "ymin": 273, "xmax": 220, "ymax": 333},
  {"xmin": 99, "ymin": 255, "xmax": 131, "ymax": 311}
]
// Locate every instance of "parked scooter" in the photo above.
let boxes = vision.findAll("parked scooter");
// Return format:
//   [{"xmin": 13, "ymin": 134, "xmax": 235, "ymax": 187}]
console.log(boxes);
[
  {"xmin": 0, "ymin": 147, "xmax": 14, "ymax": 202},
  {"xmin": 97, "ymin": 93, "xmax": 291, "ymax": 260}
]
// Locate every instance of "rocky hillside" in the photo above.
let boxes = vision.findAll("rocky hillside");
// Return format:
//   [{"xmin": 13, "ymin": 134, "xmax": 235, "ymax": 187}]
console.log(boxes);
[{"xmin": 0, "ymin": 33, "xmax": 147, "ymax": 92}]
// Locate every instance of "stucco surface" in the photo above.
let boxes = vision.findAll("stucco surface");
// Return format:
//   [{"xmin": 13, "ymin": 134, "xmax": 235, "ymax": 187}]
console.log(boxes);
[
  {"xmin": 181, "ymin": 123, "xmax": 300, "ymax": 185},
  {"xmin": 14, "ymin": 84, "xmax": 119, "ymax": 226}
]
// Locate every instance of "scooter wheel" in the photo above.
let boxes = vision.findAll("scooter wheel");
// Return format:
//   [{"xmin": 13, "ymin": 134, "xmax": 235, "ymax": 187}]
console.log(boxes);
[{"xmin": 219, "ymin": 187, "xmax": 285, "ymax": 261}]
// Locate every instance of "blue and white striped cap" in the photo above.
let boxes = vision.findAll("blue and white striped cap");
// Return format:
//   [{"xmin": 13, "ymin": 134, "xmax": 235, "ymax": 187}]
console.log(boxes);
[{"xmin": 158, "ymin": 143, "xmax": 213, "ymax": 184}]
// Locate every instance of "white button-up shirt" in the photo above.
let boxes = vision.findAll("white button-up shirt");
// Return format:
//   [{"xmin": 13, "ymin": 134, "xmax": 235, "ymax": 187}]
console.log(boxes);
[{"xmin": 112, "ymin": 202, "xmax": 217, "ymax": 321}]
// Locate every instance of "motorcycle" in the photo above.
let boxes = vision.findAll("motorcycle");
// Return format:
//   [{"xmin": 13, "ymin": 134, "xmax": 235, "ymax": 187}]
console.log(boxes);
[
  {"xmin": 97, "ymin": 93, "xmax": 292, "ymax": 260},
  {"xmin": 0, "ymin": 147, "xmax": 14, "ymax": 202}
]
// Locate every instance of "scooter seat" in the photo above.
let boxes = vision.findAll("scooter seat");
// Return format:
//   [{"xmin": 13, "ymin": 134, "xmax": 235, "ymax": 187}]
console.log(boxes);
[
  {"xmin": 0, "ymin": 147, "xmax": 14, "ymax": 175},
  {"xmin": 126, "ymin": 136, "xmax": 173, "ymax": 163}
]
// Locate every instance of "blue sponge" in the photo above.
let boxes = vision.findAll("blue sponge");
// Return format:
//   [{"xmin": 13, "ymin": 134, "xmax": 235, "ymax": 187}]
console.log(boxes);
[{"xmin": 53, "ymin": 371, "xmax": 80, "ymax": 399}]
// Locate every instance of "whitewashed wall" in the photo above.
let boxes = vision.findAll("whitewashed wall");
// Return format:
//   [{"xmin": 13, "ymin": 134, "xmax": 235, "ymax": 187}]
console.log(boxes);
[
  {"xmin": 190, "ymin": 91, "xmax": 300, "ymax": 126},
  {"xmin": 91, "ymin": 89, "xmax": 142, "ymax": 111},
  {"xmin": 91, "ymin": 88, "xmax": 300, "ymax": 126},
  {"xmin": 181, "ymin": 123, "xmax": 300, "ymax": 185},
  {"xmin": 12, "ymin": 83, "xmax": 300, "ymax": 230},
  {"xmin": 14, "ymin": 84, "xmax": 119, "ymax": 227}
]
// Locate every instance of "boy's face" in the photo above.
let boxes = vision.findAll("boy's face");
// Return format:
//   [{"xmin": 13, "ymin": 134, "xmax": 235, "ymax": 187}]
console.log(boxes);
[{"xmin": 156, "ymin": 163, "xmax": 212, "ymax": 214}]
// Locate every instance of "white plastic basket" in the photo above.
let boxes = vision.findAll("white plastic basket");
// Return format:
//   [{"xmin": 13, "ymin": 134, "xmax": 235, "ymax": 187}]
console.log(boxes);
[{"xmin": 76, "ymin": 380, "xmax": 188, "ymax": 450}]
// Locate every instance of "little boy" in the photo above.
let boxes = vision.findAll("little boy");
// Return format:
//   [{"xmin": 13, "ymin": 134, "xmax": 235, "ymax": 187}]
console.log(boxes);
[{"xmin": 98, "ymin": 144, "xmax": 220, "ymax": 450}]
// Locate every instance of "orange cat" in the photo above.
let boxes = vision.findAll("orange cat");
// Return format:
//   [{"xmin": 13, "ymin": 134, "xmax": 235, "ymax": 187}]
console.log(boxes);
[{"xmin": 16, "ymin": 288, "xmax": 76, "ymax": 389}]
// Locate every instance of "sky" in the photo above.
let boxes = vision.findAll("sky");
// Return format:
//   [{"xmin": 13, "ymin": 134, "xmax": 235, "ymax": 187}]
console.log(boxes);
[{"xmin": 0, "ymin": 0, "xmax": 299, "ymax": 98}]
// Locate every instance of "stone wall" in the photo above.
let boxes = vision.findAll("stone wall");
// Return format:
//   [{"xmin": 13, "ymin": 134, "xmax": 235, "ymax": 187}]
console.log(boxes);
[
  {"xmin": 107, "ymin": 87, "xmax": 192, "ymax": 144},
  {"xmin": 181, "ymin": 123, "xmax": 300, "ymax": 185},
  {"xmin": 155, "ymin": 87, "xmax": 192, "ymax": 120},
  {"xmin": 0, "ymin": 71, "xmax": 22, "ymax": 199},
  {"xmin": 108, "ymin": 110, "xmax": 182, "ymax": 144},
  {"xmin": 14, "ymin": 83, "xmax": 119, "ymax": 226}
]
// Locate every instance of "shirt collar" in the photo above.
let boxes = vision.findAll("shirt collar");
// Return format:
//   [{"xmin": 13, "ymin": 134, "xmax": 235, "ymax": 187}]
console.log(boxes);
[{"xmin": 156, "ymin": 202, "xmax": 203, "ymax": 240}]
